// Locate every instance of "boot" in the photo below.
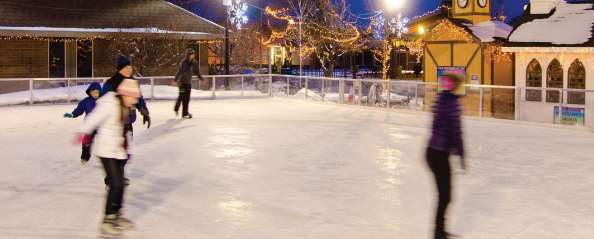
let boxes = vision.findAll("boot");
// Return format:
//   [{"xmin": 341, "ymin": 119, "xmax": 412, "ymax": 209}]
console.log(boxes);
[
  {"xmin": 114, "ymin": 213, "xmax": 134, "ymax": 230},
  {"xmin": 100, "ymin": 214, "xmax": 122, "ymax": 236}
]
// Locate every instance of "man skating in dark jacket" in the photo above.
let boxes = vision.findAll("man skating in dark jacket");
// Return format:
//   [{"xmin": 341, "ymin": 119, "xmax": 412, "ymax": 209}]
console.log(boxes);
[{"xmin": 173, "ymin": 48, "xmax": 203, "ymax": 118}]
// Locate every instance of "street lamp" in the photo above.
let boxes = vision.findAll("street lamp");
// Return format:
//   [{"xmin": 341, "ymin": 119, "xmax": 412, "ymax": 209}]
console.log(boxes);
[{"xmin": 387, "ymin": 0, "xmax": 404, "ymax": 9}]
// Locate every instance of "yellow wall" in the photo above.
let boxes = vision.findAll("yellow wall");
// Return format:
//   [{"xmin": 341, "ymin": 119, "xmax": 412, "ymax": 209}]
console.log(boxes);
[{"xmin": 453, "ymin": 0, "xmax": 491, "ymax": 24}]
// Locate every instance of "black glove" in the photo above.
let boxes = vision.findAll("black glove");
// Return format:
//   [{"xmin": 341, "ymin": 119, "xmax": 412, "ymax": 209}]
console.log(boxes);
[{"xmin": 138, "ymin": 107, "xmax": 151, "ymax": 129}]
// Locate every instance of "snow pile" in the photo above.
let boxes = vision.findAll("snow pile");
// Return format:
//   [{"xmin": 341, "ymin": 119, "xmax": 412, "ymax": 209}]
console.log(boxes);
[
  {"xmin": 463, "ymin": 20, "xmax": 513, "ymax": 42},
  {"xmin": 508, "ymin": 1, "xmax": 594, "ymax": 44},
  {"xmin": 289, "ymin": 88, "xmax": 323, "ymax": 101}
]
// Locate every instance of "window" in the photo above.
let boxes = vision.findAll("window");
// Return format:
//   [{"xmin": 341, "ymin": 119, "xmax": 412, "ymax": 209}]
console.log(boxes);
[
  {"xmin": 567, "ymin": 59, "xmax": 585, "ymax": 105},
  {"xmin": 526, "ymin": 59, "xmax": 542, "ymax": 101},
  {"xmin": 77, "ymin": 40, "xmax": 93, "ymax": 77},
  {"xmin": 49, "ymin": 41, "xmax": 65, "ymax": 78},
  {"xmin": 546, "ymin": 59, "xmax": 563, "ymax": 103}
]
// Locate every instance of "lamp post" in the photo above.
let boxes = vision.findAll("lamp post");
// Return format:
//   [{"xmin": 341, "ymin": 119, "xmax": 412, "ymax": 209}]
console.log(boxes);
[
  {"xmin": 223, "ymin": 0, "xmax": 231, "ymax": 76},
  {"xmin": 385, "ymin": 0, "xmax": 403, "ymax": 80},
  {"xmin": 223, "ymin": 0, "xmax": 231, "ymax": 90}
]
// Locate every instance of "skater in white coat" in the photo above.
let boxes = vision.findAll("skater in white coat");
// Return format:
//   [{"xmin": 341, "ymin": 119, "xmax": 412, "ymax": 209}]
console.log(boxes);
[{"xmin": 76, "ymin": 76, "xmax": 140, "ymax": 237}]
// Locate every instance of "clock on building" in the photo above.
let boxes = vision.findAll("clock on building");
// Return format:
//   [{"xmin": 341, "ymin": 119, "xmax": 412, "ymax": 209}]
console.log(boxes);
[
  {"xmin": 457, "ymin": 0, "xmax": 468, "ymax": 8},
  {"xmin": 478, "ymin": 0, "xmax": 488, "ymax": 8}
]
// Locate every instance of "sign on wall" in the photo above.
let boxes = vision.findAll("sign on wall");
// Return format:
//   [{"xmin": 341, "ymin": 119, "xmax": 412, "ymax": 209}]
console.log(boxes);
[
  {"xmin": 471, "ymin": 74, "xmax": 479, "ymax": 90},
  {"xmin": 438, "ymin": 66, "xmax": 466, "ymax": 95},
  {"xmin": 554, "ymin": 106, "xmax": 585, "ymax": 126}
]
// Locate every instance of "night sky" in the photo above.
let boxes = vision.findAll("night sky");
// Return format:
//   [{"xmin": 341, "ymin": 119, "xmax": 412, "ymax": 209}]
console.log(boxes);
[{"xmin": 347, "ymin": 0, "xmax": 533, "ymax": 24}]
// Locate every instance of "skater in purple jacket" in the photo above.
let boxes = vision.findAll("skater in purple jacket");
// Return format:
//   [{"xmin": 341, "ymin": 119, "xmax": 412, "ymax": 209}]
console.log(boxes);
[{"xmin": 426, "ymin": 73, "xmax": 466, "ymax": 239}]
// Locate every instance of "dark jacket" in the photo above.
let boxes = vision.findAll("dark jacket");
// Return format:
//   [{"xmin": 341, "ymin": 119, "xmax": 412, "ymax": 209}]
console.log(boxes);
[
  {"xmin": 71, "ymin": 82, "xmax": 101, "ymax": 118},
  {"xmin": 174, "ymin": 49, "xmax": 203, "ymax": 85},
  {"xmin": 428, "ymin": 91, "xmax": 464, "ymax": 158},
  {"xmin": 100, "ymin": 73, "xmax": 148, "ymax": 123}
]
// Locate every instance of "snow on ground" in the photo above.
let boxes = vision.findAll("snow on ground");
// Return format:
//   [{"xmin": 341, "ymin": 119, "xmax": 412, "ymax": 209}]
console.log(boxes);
[{"xmin": 0, "ymin": 99, "xmax": 593, "ymax": 238}]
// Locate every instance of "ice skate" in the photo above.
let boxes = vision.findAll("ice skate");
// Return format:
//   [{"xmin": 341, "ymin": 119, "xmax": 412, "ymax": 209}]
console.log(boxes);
[
  {"xmin": 114, "ymin": 213, "xmax": 134, "ymax": 230},
  {"xmin": 81, "ymin": 158, "xmax": 89, "ymax": 166},
  {"xmin": 435, "ymin": 231, "xmax": 461, "ymax": 239},
  {"xmin": 174, "ymin": 109, "xmax": 179, "ymax": 116},
  {"xmin": 99, "ymin": 214, "xmax": 123, "ymax": 238},
  {"xmin": 182, "ymin": 113, "xmax": 192, "ymax": 118}
]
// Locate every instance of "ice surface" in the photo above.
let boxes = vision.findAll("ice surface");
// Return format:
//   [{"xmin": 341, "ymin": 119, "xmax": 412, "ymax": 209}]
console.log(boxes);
[
  {"xmin": 0, "ymin": 99, "xmax": 593, "ymax": 238},
  {"xmin": 508, "ymin": 1, "xmax": 594, "ymax": 45}
]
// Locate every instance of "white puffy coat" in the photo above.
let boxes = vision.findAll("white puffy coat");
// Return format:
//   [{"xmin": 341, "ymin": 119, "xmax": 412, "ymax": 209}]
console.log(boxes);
[{"xmin": 78, "ymin": 91, "xmax": 128, "ymax": 160}]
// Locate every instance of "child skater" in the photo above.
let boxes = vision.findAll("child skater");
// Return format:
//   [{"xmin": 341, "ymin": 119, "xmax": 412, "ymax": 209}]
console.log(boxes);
[
  {"xmin": 64, "ymin": 82, "xmax": 102, "ymax": 165},
  {"xmin": 76, "ymin": 78, "xmax": 141, "ymax": 237},
  {"xmin": 426, "ymin": 73, "xmax": 466, "ymax": 239}
]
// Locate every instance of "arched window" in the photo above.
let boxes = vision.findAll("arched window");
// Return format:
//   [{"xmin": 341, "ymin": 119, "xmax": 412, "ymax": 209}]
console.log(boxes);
[
  {"xmin": 546, "ymin": 59, "xmax": 563, "ymax": 103},
  {"xmin": 526, "ymin": 59, "xmax": 542, "ymax": 101},
  {"xmin": 568, "ymin": 59, "xmax": 585, "ymax": 105}
]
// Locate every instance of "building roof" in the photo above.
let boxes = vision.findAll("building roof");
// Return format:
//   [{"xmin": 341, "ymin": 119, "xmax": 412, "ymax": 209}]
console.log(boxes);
[
  {"xmin": 427, "ymin": 18, "xmax": 511, "ymax": 43},
  {"xmin": 462, "ymin": 20, "xmax": 513, "ymax": 42},
  {"xmin": 0, "ymin": 0, "xmax": 225, "ymax": 40},
  {"xmin": 504, "ymin": 1, "xmax": 594, "ymax": 47}
]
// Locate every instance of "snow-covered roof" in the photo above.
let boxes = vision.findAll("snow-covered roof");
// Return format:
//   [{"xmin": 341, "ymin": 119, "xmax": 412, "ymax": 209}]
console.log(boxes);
[
  {"xmin": 0, "ymin": 0, "xmax": 224, "ymax": 40},
  {"xmin": 463, "ymin": 20, "xmax": 513, "ymax": 42},
  {"xmin": 505, "ymin": 1, "xmax": 594, "ymax": 47},
  {"xmin": 0, "ymin": 27, "xmax": 209, "ymax": 35}
]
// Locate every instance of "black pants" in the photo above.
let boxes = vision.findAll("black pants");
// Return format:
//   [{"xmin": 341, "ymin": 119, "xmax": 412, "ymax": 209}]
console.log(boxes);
[
  {"xmin": 101, "ymin": 157, "xmax": 128, "ymax": 215},
  {"xmin": 174, "ymin": 83, "xmax": 192, "ymax": 116},
  {"xmin": 426, "ymin": 147, "xmax": 451, "ymax": 239},
  {"xmin": 104, "ymin": 124, "xmax": 132, "ymax": 186},
  {"xmin": 81, "ymin": 130, "xmax": 97, "ymax": 160}
]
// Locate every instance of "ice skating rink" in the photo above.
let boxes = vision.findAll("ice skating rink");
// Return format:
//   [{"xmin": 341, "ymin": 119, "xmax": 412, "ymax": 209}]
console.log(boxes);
[{"xmin": 0, "ymin": 99, "xmax": 593, "ymax": 239}]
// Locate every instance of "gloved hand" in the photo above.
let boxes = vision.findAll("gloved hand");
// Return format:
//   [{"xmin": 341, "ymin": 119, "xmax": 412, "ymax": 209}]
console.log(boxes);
[
  {"xmin": 138, "ymin": 107, "xmax": 151, "ymax": 129},
  {"xmin": 64, "ymin": 113, "xmax": 73, "ymax": 118},
  {"xmin": 74, "ymin": 133, "xmax": 92, "ymax": 146},
  {"xmin": 459, "ymin": 156, "xmax": 467, "ymax": 174}
]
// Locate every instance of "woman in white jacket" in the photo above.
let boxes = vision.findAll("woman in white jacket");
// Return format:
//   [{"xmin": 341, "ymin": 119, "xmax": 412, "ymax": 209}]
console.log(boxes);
[{"xmin": 77, "ymin": 68, "xmax": 140, "ymax": 237}]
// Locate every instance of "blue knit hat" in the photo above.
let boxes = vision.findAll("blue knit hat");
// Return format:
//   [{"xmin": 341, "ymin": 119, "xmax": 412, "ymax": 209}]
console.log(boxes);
[{"xmin": 116, "ymin": 56, "xmax": 131, "ymax": 71}]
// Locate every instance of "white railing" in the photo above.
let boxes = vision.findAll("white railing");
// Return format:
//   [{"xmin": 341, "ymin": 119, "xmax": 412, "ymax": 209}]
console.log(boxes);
[{"xmin": 1, "ymin": 74, "xmax": 593, "ymax": 129}]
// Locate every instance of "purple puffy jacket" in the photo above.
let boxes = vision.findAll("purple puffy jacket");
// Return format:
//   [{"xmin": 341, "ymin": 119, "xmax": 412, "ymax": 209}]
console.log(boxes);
[{"xmin": 427, "ymin": 91, "xmax": 464, "ymax": 158}]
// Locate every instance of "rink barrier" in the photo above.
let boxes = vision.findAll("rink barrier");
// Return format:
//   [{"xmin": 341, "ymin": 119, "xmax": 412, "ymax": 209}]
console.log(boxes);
[{"xmin": 1, "ymin": 75, "xmax": 593, "ymax": 128}]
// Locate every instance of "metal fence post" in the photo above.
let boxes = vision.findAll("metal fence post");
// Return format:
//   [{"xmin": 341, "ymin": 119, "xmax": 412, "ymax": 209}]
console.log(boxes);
[
  {"xmin": 479, "ymin": 86, "xmax": 484, "ymax": 118},
  {"xmin": 67, "ymin": 79, "xmax": 71, "ymax": 103},
  {"xmin": 241, "ymin": 76, "xmax": 244, "ymax": 97},
  {"xmin": 212, "ymin": 76, "xmax": 216, "ymax": 99},
  {"xmin": 414, "ymin": 83, "xmax": 418, "ymax": 111},
  {"xmin": 558, "ymin": 89, "xmax": 563, "ymax": 124},
  {"xmin": 386, "ymin": 81, "xmax": 391, "ymax": 109},
  {"xmin": 515, "ymin": 87, "xmax": 521, "ymax": 121},
  {"xmin": 286, "ymin": 76, "xmax": 289, "ymax": 98},
  {"xmin": 339, "ymin": 79, "xmax": 344, "ymax": 104},
  {"xmin": 321, "ymin": 78, "xmax": 325, "ymax": 102},
  {"xmin": 269, "ymin": 75, "xmax": 272, "ymax": 97},
  {"xmin": 150, "ymin": 78, "xmax": 155, "ymax": 100},
  {"xmin": 29, "ymin": 79, "xmax": 33, "ymax": 105},
  {"xmin": 305, "ymin": 77, "xmax": 308, "ymax": 100},
  {"xmin": 357, "ymin": 79, "xmax": 362, "ymax": 106}
]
